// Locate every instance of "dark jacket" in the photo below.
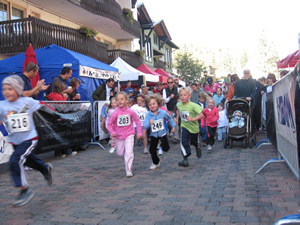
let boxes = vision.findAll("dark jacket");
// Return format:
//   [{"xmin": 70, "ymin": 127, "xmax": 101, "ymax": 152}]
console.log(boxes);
[
  {"xmin": 93, "ymin": 83, "xmax": 113, "ymax": 101},
  {"xmin": 234, "ymin": 78, "xmax": 256, "ymax": 105}
]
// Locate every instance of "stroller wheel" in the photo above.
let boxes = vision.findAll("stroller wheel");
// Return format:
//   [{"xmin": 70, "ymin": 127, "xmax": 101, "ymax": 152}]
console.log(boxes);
[
  {"xmin": 223, "ymin": 138, "xmax": 227, "ymax": 149},
  {"xmin": 229, "ymin": 139, "xmax": 233, "ymax": 149},
  {"xmin": 243, "ymin": 138, "xmax": 247, "ymax": 149}
]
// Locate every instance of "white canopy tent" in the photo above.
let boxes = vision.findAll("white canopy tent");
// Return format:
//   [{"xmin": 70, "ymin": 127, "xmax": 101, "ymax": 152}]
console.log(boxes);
[{"xmin": 110, "ymin": 57, "xmax": 159, "ymax": 83}]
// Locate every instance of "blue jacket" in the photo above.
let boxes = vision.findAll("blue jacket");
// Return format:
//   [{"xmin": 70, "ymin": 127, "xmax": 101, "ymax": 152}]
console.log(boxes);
[{"xmin": 143, "ymin": 108, "xmax": 176, "ymax": 138}]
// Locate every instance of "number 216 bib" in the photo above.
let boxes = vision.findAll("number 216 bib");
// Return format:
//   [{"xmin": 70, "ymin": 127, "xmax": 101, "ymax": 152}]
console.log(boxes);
[{"xmin": 7, "ymin": 113, "xmax": 30, "ymax": 133}]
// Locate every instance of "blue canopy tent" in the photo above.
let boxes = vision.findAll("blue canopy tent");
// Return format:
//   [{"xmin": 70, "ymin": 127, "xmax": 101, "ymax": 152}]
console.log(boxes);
[{"xmin": 0, "ymin": 44, "xmax": 119, "ymax": 102}]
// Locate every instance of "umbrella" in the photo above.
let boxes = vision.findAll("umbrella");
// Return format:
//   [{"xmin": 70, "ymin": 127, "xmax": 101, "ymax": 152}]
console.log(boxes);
[
  {"xmin": 23, "ymin": 43, "xmax": 40, "ymax": 88},
  {"xmin": 277, "ymin": 49, "xmax": 300, "ymax": 69}
]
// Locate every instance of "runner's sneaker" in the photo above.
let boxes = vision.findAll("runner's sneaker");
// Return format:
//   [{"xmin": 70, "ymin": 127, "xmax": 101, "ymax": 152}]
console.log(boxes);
[
  {"xmin": 178, "ymin": 159, "xmax": 189, "ymax": 167},
  {"xmin": 150, "ymin": 162, "xmax": 160, "ymax": 170},
  {"xmin": 158, "ymin": 147, "xmax": 163, "ymax": 155},
  {"xmin": 44, "ymin": 163, "xmax": 53, "ymax": 185},
  {"xmin": 207, "ymin": 145, "xmax": 212, "ymax": 152},
  {"xmin": 14, "ymin": 188, "xmax": 35, "ymax": 207},
  {"xmin": 144, "ymin": 147, "xmax": 149, "ymax": 154},
  {"xmin": 70, "ymin": 151, "xmax": 77, "ymax": 156},
  {"xmin": 109, "ymin": 147, "xmax": 116, "ymax": 153},
  {"xmin": 126, "ymin": 171, "xmax": 133, "ymax": 178}
]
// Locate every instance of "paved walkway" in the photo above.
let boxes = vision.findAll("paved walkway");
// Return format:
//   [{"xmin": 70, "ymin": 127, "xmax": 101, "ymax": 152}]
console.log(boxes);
[{"xmin": 0, "ymin": 134, "xmax": 299, "ymax": 225}]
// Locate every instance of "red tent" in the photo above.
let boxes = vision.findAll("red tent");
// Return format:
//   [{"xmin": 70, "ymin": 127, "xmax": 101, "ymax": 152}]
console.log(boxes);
[
  {"xmin": 23, "ymin": 44, "xmax": 40, "ymax": 88},
  {"xmin": 137, "ymin": 64, "xmax": 160, "ymax": 75},
  {"xmin": 277, "ymin": 49, "xmax": 300, "ymax": 69},
  {"xmin": 155, "ymin": 68, "xmax": 172, "ymax": 84}
]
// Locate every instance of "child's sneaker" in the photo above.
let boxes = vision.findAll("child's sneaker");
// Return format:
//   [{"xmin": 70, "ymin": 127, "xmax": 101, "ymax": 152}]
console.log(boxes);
[
  {"xmin": 109, "ymin": 147, "xmax": 116, "ymax": 153},
  {"xmin": 150, "ymin": 162, "xmax": 160, "ymax": 170},
  {"xmin": 137, "ymin": 141, "xmax": 142, "ymax": 146},
  {"xmin": 202, "ymin": 142, "xmax": 206, "ymax": 147},
  {"xmin": 144, "ymin": 148, "xmax": 149, "ymax": 154},
  {"xmin": 126, "ymin": 171, "xmax": 133, "ymax": 178},
  {"xmin": 44, "ymin": 163, "xmax": 53, "ymax": 186},
  {"xmin": 70, "ymin": 151, "xmax": 77, "ymax": 156},
  {"xmin": 14, "ymin": 188, "xmax": 35, "ymax": 207},
  {"xmin": 158, "ymin": 147, "xmax": 163, "ymax": 155},
  {"xmin": 207, "ymin": 145, "xmax": 212, "ymax": 152}
]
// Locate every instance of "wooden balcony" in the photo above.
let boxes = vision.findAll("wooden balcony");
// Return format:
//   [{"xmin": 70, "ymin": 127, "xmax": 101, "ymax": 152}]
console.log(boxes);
[
  {"xmin": 107, "ymin": 49, "xmax": 143, "ymax": 68},
  {"xmin": 154, "ymin": 60, "xmax": 165, "ymax": 70},
  {"xmin": 79, "ymin": 0, "xmax": 140, "ymax": 38},
  {"xmin": 0, "ymin": 17, "xmax": 108, "ymax": 63}
]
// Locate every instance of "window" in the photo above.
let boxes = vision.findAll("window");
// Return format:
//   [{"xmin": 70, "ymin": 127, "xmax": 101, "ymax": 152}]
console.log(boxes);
[
  {"xmin": 12, "ymin": 7, "xmax": 23, "ymax": 20},
  {"xmin": 145, "ymin": 38, "xmax": 152, "ymax": 62},
  {"xmin": 0, "ymin": 2, "xmax": 8, "ymax": 21},
  {"xmin": 153, "ymin": 34, "xmax": 158, "ymax": 45}
]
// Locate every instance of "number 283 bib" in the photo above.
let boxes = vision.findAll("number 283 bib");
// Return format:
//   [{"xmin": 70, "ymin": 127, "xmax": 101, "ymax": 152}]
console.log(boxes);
[{"xmin": 7, "ymin": 113, "xmax": 30, "ymax": 133}]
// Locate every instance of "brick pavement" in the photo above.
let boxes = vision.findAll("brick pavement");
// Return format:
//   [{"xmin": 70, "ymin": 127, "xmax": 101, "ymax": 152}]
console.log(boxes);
[{"xmin": 0, "ymin": 133, "xmax": 299, "ymax": 225}]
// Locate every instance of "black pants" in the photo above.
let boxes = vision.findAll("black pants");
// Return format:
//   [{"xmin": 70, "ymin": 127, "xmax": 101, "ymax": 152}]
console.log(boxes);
[
  {"xmin": 149, "ymin": 135, "xmax": 169, "ymax": 165},
  {"xmin": 206, "ymin": 126, "xmax": 217, "ymax": 146},
  {"xmin": 252, "ymin": 104, "xmax": 261, "ymax": 130}
]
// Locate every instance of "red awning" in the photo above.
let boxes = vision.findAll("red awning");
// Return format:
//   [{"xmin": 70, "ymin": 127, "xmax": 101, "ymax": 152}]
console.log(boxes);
[
  {"xmin": 277, "ymin": 49, "xmax": 300, "ymax": 69},
  {"xmin": 155, "ymin": 68, "xmax": 171, "ymax": 77},
  {"xmin": 137, "ymin": 64, "xmax": 160, "ymax": 75}
]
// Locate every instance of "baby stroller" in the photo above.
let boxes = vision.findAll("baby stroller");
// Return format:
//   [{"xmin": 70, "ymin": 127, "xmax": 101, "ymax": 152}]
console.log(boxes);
[{"xmin": 223, "ymin": 98, "xmax": 255, "ymax": 149}]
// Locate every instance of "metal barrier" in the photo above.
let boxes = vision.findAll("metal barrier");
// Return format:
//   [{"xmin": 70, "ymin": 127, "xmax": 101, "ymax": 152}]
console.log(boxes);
[
  {"xmin": 255, "ymin": 63, "xmax": 300, "ymax": 180},
  {"xmin": 273, "ymin": 214, "xmax": 300, "ymax": 225},
  {"xmin": 43, "ymin": 100, "xmax": 104, "ymax": 151}
]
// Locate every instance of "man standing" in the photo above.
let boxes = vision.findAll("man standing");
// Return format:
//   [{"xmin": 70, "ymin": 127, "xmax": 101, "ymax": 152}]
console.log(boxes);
[
  {"xmin": 163, "ymin": 77, "xmax": 179, "ymax": 143},
  {"xmin": 153, "ymin": 81, "xmax": 164, "ymax": 96},
  {"xmin": 47, "ymin": 67, "xmax": 73, "ymax": 97},
  {"xmin": 190, "ymin": 83, "xmax": 201, "ymax": 103},
  {"xmin": 20, "ymin": 62, "xmax": 49, "ymax": 97},
  {"xmin": 124, "ymin": 81, "xmax": 134, "ymax": 99},
  {"xmin": 92, "ymin": 78, "xmax": 115, "ymax": 101}
]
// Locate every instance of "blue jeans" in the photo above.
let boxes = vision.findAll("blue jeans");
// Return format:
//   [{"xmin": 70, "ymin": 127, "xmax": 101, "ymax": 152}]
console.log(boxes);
[{"xmin": 217, "ymin": 127, "xmax": 226, "ymax": 141}]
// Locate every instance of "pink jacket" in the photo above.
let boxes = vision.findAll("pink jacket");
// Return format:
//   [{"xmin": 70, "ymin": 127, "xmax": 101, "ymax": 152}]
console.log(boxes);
[
  {"xmin": 107, "ymin": 107, "xmax": 142, "ymax": 140},
  {"xmin": 202, "ymin": 107, "xmax": 219, "ymax": 127}
]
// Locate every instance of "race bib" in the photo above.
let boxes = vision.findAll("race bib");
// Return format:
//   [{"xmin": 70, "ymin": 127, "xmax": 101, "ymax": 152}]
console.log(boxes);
[
  {"xmin": 7, "ymin": 113, "xmax": 30, "ymax": 133},
  {"xmin": 151, "ymin": 119, "xmax": 164, "ymax": 132},
  {"xmin": 117, "ymin": 114, "xmax": 131, "ymax": 126},
  {"xmin": 138, "ymin": 112, "xmax": 146, "ymax": 122},
  {"xmin": 180, "ymin": 111, "xmax": 190, "ymax": 122}
]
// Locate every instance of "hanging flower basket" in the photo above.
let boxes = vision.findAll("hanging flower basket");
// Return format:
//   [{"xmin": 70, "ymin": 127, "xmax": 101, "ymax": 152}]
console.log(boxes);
[
  {"xmin": 123, "ymin": 8, "xmax": 133, "ymax": 24},
  {"xmin": 79, "ymin": 26, "xmax": 99, "ymax": 37}
]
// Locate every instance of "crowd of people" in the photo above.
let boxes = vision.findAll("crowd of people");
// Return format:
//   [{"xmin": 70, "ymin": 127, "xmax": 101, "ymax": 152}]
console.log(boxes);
[{"xmin": 0, "ymin": 62, "xmax": 288, "ymax": 207}]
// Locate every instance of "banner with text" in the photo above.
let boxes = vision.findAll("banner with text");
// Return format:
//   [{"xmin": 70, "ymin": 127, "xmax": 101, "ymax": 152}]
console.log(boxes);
[
  {"xmin": 79, "ymin": 65, "xmax": 120, "ymax": 81},
  {"xmin": 97, "ymin": 101, "xmax": 110, "ymax": 141},
  {"xmin": 0, "ymin": 124, "xmax": 14, "ymax": 164}
]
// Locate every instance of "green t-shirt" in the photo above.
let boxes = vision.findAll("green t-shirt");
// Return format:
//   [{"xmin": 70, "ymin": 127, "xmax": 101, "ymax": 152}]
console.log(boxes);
[{"xmin": 177, "ymin": 101, "xmax": 203, "ymax": 133}]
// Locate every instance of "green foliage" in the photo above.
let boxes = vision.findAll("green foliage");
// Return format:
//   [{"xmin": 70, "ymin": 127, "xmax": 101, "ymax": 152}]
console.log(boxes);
[
  {"xmin": 123, "ymin": 8, "xmax": 133, "ymax": 24},
  {"xmin": 173, "ymin": 46, "xmax": 206, "ymax": 82}
]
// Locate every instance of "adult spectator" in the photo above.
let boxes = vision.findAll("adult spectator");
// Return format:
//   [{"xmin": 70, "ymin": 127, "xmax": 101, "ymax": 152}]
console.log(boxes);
[
  {"xmin": 174, "ymin": 78, "xmax": 182, "ymax": 88},
  {"xmin": 47, "ymin": 67, "xmax": 73, "ymax": 98},
  {"xmin": 234, "ymin": 69, "xmax": 256, "ymax": 105},
  {"xmin": 20, "ymin": 62, "xmax": 49, "ymax": 97},
  {"xmin": 226, "ymin": 74, "xmax": 239, "ymax": 101},
  {"xmin": 265, "ymin": 73, "xmax": 277, "ymax": 93},
  {"xmin": 141, "ymin": 85, "xmax": 153, "ymax": 97},
  {"xmin": 253, "ymin": 79, "xmax": 265, "ymax": 132},
  {"xmin": 204, "ymin": 77, "xmax": 219, "ymax": 94},
  {"xmin": 124, "ymin": 81, "xmax": 134, "ymax": 99},
  {"xmin": 162, "ymin": 77, "xmax": 179, "ymax": 143},
  {"xmin": 258, "ymin": 76, "xmax": 267, "ymax": 86},
  {"xmin": 153, "ymin": 81, "xmax": 164, "ymax": 96},
  {"xmin": 92, "ymin": 78, "xmax": 115, "ymax": 101},
  {"xmin": 221, "ymin": 77, "xmax": 230, "ymax": 92},
  {"xmin": 280, "ymin": 70, "xmax": 289, "ymax": 79},
  {"xmin": 190, "ymin": 82, "xmax": 201, "ymax": 103}
]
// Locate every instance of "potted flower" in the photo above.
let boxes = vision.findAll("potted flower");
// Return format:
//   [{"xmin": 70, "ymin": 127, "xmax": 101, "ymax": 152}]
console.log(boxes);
[
  {"xmin": 79, "ymin": 26, "xmax": 99, "ymax": 37},
  {"xmin": 135, "ymin": 50, "xmax": 145, "ymax": 58},
  {"xmin": 123, "ymin": 8, "xmax": 133, "ymax": 24}
]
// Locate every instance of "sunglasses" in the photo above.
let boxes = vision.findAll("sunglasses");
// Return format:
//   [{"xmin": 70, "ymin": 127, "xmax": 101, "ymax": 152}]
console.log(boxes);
[{"xmin": 167, "ymin": 82, "xmax": 173, "ymax": 84}]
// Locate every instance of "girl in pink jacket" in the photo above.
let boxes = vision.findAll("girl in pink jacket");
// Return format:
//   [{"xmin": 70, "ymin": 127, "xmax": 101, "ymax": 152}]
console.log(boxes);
[
  {"xmin": 202, "ymin": 97, "xmax": 219, "ymax": 152},
  {"xmin": 107, "ymin": 92, "xmax": 143, "ymax": 178}
]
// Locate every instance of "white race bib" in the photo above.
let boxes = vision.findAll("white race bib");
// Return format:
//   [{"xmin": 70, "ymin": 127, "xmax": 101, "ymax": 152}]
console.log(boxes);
[
  {"xmin": 7, "ymin": 113, "xmax": 30, "ymax": 133},
  {"xmin": 180, "ymin": 111, "xmax": 190, "ymax": 122},
  {"xmin": 151, "ymin": 119, "xmax": 164, "ymax": 132},
  {"xmin": 117, "ymin": 114, "xmax": 131, "ymax": 126},
  {"xmin": 138, "ymin": 112, "xmax": 146, "ymax": 122}
]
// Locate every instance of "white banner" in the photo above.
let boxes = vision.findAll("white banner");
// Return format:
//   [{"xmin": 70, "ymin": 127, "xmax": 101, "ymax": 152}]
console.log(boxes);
[
  {"xmin": 97, "ymin": 101, "xmax": 110, "ymax": 140},
  {"xmin": 79, "ymin": 65, "xmax": 120, "ymax": 80},
  {"xmin": 0, "ymin": 124, "xmax": 14, "ymax": 164}
]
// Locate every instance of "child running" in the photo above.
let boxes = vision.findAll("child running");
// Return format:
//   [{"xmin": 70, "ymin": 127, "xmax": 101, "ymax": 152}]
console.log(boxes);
[
  {"xmin": 143, "ymin": 94, "xmax": 176, "ymax": 170},
  {"xmin": 107, "ymin": 91, "xmax": 142, "ymax": 178},
  {"xmin": 217, "ymin": 103, "xmax": 228, "ymax": 142},
  {"xmin": 0, "ymin": 75, "xmax": 57, "ymax": 206},
  {"xmin": 198, "ymin": 91, "xmax": 207, "ymax": 147},
  {"xmin": 130, "ymin": 94, "xmax": 149, "ymax": 154},
  {"xmin": 106, "ymin": 97, "xmax": 117, "ymax": 153},
  {"xmin": 176, "ymin": 88, "xmax": 203, "ymax": 167},
  {"xmin": 202, "ymin": 97, "xmax": 219, "ymax": 152}
]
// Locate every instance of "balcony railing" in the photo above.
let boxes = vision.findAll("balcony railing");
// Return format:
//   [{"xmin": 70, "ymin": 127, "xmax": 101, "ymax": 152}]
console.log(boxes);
[
  {"xmin": 154, "ymin": 60, "xmax": 165, "ymax": 70},
  {"xmin": 79, "ymin": 0, "xmax": 140, "ymax": 38},
  {"xmin": 0, "ymin": 17, "xmax": 108, "ymax": 63},
  {"xmin": 107, "ymin": 49, "xmax": 143, "ymax": 69}
]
